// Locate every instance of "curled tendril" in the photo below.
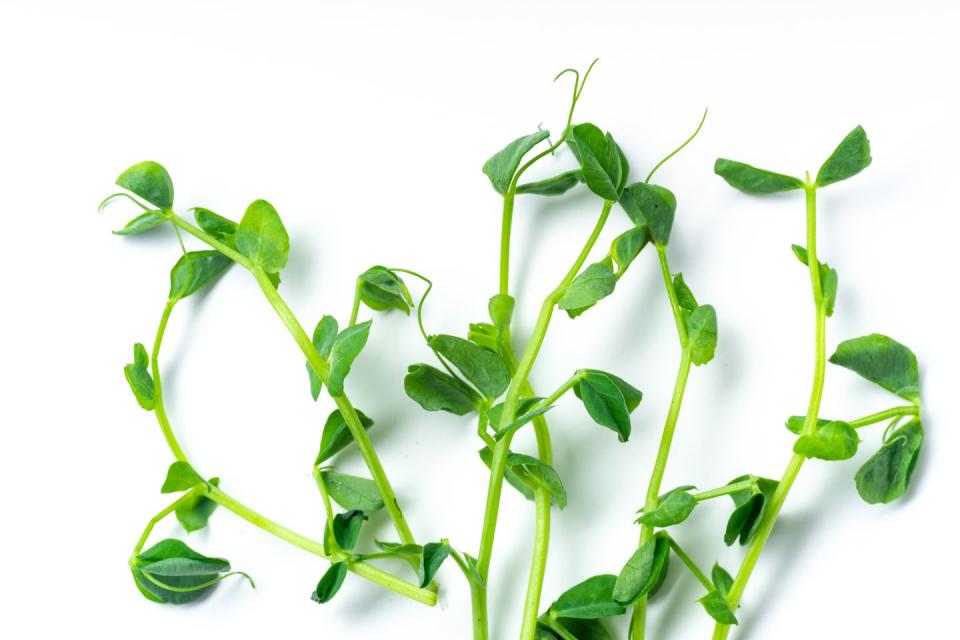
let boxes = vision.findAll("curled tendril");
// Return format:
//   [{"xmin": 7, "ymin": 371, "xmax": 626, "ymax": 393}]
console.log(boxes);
[
  {"xmin": 646, "ymin": 108, "xmax": 709, "ymax": 184},
  {"xmin": 98, "ymin": 192, "xmax": 150, "ymax": 213}
]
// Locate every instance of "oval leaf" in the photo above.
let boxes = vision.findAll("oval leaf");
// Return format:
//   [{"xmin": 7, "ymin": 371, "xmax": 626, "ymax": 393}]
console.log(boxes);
[
  {"xmin": 619, "ymin": 183, "xmax": 676, "ymax": 245},
  {"xmin": 235, "ymin": 199, "xmax": 289, "ymax": 273},
  {"xmin": 856, "ymin": 420, "xmax": 923, "ymax": 504},
  {"xmin": 117, "ymin": 161, "xmax": 174, "ymax": 210},
  {"xmin": 124, "ymin": 342, "xmax": 155, "ymax": 411},
  {"xmin": 169, "ymin": 251, "xmax": 232, "ymax": 300},
  {"xmin": 327, "ymin": 321, "xmax": 372, "ymax": 397},
  {"xmin": 613, "ymin": 534, "xmax": 670, "ymax": 605},
  {"xmin": 567, "ymin": 123, "xmax": 627, "ymax": 201},
  {"xmin": 319, "ymin": 469, "xmax": 384, "ymax": 513},
  {"xmin": 686, "ymin": 304, "xmax": 718, "ymax": 366},
  {"xmin": 428, "ymin": 334, "xmax": 510, "ymax": 399},
  {"xmin": 312, "ymin": 562, "xmax": 348, "ymax": 603},
  {"xmin": 516, "ymin": 170, "xmax": 583, "ymax": 196},
  {"xmin": 483, "ymin": 130, "xmax": 551, "ymax": 195},
  {"xmin": 714, "ymin": 158, "xmax": 804, "ymax": 194},
  {"xmin": 829, "ymin": 334, "xmax": 920, "ymax": 404},
  {"xmin": 793, "ymin": 420, "xmax": 859, "ymax": 461},
  {"xmin": 816, "ymin": 125, "xmax": 871, "ymax": 187},
  {"xmin": 405, "ymin": 364, "xmax": 483, "ymax": 415},
  {"xmin": 551, "ymin": 574, "xmax": 626, "ymax": 619},
  {"xmin": 316, "ymin": 408, "xmax": 375, "ymax": 465}
]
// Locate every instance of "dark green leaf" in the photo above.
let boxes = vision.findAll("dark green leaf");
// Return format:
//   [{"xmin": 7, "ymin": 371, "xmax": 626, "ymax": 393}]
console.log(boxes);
[
  {"xmin": 567, "ymin": 123, "xmax": 627, "ymax": 201},
  {"xmin": 169, "ymin": 250, "xmax": 232, "ymax": 300},
  {"xmin": 686, "ymin": 305, "xmax": 718, "ymax": 366},
  {"xmin": 117, "ymin": 161, "xmax": 174, "ymax": 210},
  {"xmin": 714, "ymin": 158, "xmax": 804, "ymax": 194},
  {"xmin": 307, "ymin": 315, "xmax": 339, "ymax": 401},
  {"xmin": 405, "ymin": 364, "xmax": 483, "ymax": 415},
  {"xmin": 479, "ymin": 446, "xmax": 535, "ymax": 501},
  {"xmin": 113, "ymin": 210, "xmax": 166, "ymax": 235},
  {"xmin": 193, "ymin": 207, "xmax": 237, "ymax": 240},
  {"xmin": 785, "ymin": 415, "xmax": 830, "ymax": 435},
  {"xmin": 160, "ymin": 461, "xmax": 204, "ymax": 494},
  {"xmin": 332, "ymin": 510, "xmax": 366, "ymax": 552},
  {"xmin": 611, "ymin": 226, "xmax": 650, "ymax": 276},
  {"xmin": 315, "ymin": 409, "xmax": 374, "ymax": 465},
  {"xmin": 552, "ymin": 619, "xmax": 613, "ymax": 640},
  {"xmin": 794, "ymin": 420, "xmax": 860, "ymax": 461},
  {"xmin": 724, "ymin": 476, "xmax": 778, "ymax": 546},
  {"xmin": 319, "ymin": 469, "xmax": 384, "ymax": 513},
  {"xmin": 132, "ymin": 539, "xmax": 237, "ymax": 604},
  {"xmin": 856, "ymin": 419, "xmax": 923, "ymax": 504},
  {"xmin": 712, "ymin": 563, "xmax": 734, "ymax": 597},
  {"xmin": 673, "ymin": 274, "xmax": 698, "ymax": 311},
  {"xmin": 483, "ymin": 130, "xmax": 551, "ymax": 195},
  {"xmin": 312, "ymin": 562, "xmax": 347, "ymax": 603},
  {"xmin": 558, "ymin": 262, "xmax": 616, "ymax": 315},
  {"xmin": 124, "ymin": 342, "xmax": 155, "ymax": 411},
  {"xmin": 551, "ymin": 574, "xmax": 626, "ymax": 619},
  {"xmin": 816, "ymin": 126, "xmax": 871, "ymax": 187},
  {"xmin": 829, "ymin": 334, "xmax": 920, "ymax": 404},
  {"xmin": 507, "ymin": 452, "xmax": 567, "ymax": 509},
  {"xmin": 613, "ymin": 534, "xmax": 670, "ymax": 605},
  {"xmin": 429, "ymin": 334, "xmax": 510, "ymax": 399},
  {"xmin": 699, "ymin": 590, "xmax": 738, "ymax": 625},
  {"xmin": 176, "ymin": 478, "xmax": 220, "ymax": 532},
  {"xmin": 419, "ymin": 541, "xmax": 451, "ymax": 587},
  {"xmin": 637, "ymin": 488, "xmax": 697, "ymax": 527},
  {"xmin": 327, "ymin": 320, "xmax": 372, "ymax": 397},
  {"xmin": 574, "ymin": 371, "xmax": 632, "ymax": 442},
  {"xmin": 235, "ymin": 199, "xmax": 289, "ymax": 274},
  {"xmin": 619, "ymin": 183, "xmax": 676, "ymax": 245},
  {"xmin": 359, "ymin": 266, "xmax": 413, "ymax": 314},
  {"xmin": 517, "ymin": 170, "xmax": 583, "ymax": 196}
]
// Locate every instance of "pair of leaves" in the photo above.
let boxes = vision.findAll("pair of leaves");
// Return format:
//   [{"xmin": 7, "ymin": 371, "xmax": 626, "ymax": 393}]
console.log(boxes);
[
  {"xmin": 793, "ymin": 420, "xmax": 860, "ymax": 460},
  {"xmin": 307, "ymin": 316, "xmax": 339, "ymax": 400},
  {"xmin": 856, "ymin": 419, "xmax": 924, "ymax": 504},
  {"xmin": 235, "ymin": 199, "xmax": 289, "ymax": 274},
  {"xmin": 308, "ymin": 319, "xmax": 372, "ymax": 398},
  {"xmin": 567, "ymin": 123, "xmax": 629, "ymax": 201},
  {"xmin": 619, "ymin": 183, "xmax": 676, "ymax": 246},
  {"xmin": 132, "ymin": 539, "xmax": 250, "ymax": 604},
  {"xmin": 318, "ymin": 469, "xmax": 384, "ymax": 513},
  {"xmin": 791, "ymin": 245, "xmax": 838, "ymax": 316},
  {"xmin": 714, "ymin": 126, "xmax": 871, "ymax": 193},
  {"xmin": 829, "ymin": 334, "xmax": 920, "ymax": 405},
  {"xmin": 613, "ymin": 533, "xmax": 670, "ymax": 605},
  {"xmin": 697, "ymin": 563, "xmax": 738, "ymax": 624},
  {"xmin": 160, "ymin": 462, "xmax": 220, "ymax": 532},
  {"xmin": 124, "ymin": 343, "xmax": 155, "ymax": 410},
  {"xmin": 573, "ymin": 370, "xmax": 643, "ymax": 442},
  {"xmin": 358, "ymin": 266, "xmax": 413, "ymax": 314},
  {"xmin": 673, "ymin": 275, "xmax": 718, "ymax": 366},
  {"xmin": 169, "ymin": 251, "xmax": 232, "ymax": 301},
  {"xmin": 315, "ymin": 409, "xmax": 375, "ymax": 465},
  {"xmin": 724, "ymin": 476, "xmax": 779, "ymax": 546},
  {"xmin": 636, "ymin": 486, "xmax": 697, "ymax": 527},
  {"xmin": 550, "ymin": 574, "xmax": 626, "ymax": 619},
  {"xmin": 558, "ymin": 261, "xmax": 617, "ymax": 318}
]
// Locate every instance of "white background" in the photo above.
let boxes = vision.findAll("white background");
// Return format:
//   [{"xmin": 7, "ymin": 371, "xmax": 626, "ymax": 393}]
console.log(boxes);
[{"xmin": 2, "ymin": 1, "xmax": 957, "ymax": 638}]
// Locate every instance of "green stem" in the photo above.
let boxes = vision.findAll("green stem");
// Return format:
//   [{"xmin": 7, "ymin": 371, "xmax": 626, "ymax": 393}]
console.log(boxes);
[
  {"xmin": 712, "ymin": 183, "xmax": 825, "ymax": 640},
  {"xmin": 630, "ymin": 247, "xmax": 692, "ymax": 640},
  {"xmin": 499, "ymin": 192, "xmax": 516, "ymax": 295},
  {"xmin": 849, "ymin": 405, "xmax": 919, "ymax": 429},
  {"xmin": 349, "ymin": 277, "xmax": 363, "ymax": 326},
  {"xmin": 132, "ymin": 491, "xmax": 196, "ymax": 555},
  {"xmin": 519, "ymin": 488, "xmax": 552, "ymax": 637},
  {"xmin": 666, "ymin": 535, "xmax": 713, "ymax": 592},
  {"xmin": 692, "ymin": 479, "xmax": 757, "ymax": 503},
  {"xmin": 151, "ymin": 299, "xmax": 187, "ymax": 462}
]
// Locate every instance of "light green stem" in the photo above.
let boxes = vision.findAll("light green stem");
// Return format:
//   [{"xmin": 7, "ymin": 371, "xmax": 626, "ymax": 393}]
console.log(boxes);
[
  {"xmin": 349, "ymin": 277, "xmax": 363, "ymax": 326},
  {"xmin": 666, "ymin": 535, "xmax": 713, "ymax": 592},
  {"xmin": 630, "ymin": 247, "xmax": 692, "ymax": 640},
  {"xmin": 849, "ymin": 405, "xmax": 919, "ymax": 429},
  {"xmin": 692, "ymin": 479, "xmax": 758, "ymax": 503},
  {"xmin": 151, "ymin": 299, "xmax": 186, "ymax": 462},
  {"xmin": 132, "ymin": 492, "xmax": 195, "ymax": 555},
  {"xmin": 712, "ymin": 182, "xmax": 825, "ymax": 640}
]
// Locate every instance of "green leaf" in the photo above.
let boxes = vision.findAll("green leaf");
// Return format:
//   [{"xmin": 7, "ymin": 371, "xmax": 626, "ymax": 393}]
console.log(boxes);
[
  {"xmin": 699, "ymin": 590, "xmax": 738, "ymax": 625},
  {"xmin": 567, "ymin": 123, "xmax": 627, "ymax": 201},
  {"xmin": 506, "ymin": 452, "xmax": 567, "ymax": 509},
  {"xmin": 319, "ymin": 469, "xmax": 384, "ymax": 513},
  {"xmin": 175, "ymin": 478, "xmax": 220, "ymax": 532},
  {"xmin": 673, "ymin": 274, "xmax": 698, "ymax": 311},
  {"xmin": 315, "ymin": 409, "xmax": 374, "ymax": 465},
  {"xmin": 374, "ymin": 540, "xmax": 424, "ymax": 557},
  {"xmin": 619, "ymin": 183, "xmax": 676, "ymax": 245},
  {"xmin": 327, "ymin": 320, "xmax": 372, "ymax": 397},
  {"xmin": 307, "ymin": 315, "xmax": 338, "ymax": 401},
  {"xmin": 574, "ymin": 370, "xmax": 642, "ymax": 442},
  {"xmin": 558, "ymin": 262, "xmax": 616, "ymax": 315},
  {"xmin": 479, "ymin": 446, "xmax": 535, "ymax": 501},
  {"xmin": 428, "ymin": 334, "xmax": 510, "ymax": 399},
  {"xmin": 794, "ymin": 420, "xmax": 860, "ymax": 461},
  {"xmin": 816, "ymin": 126, "xmax": 871, "ymax": 187},
  {"xmin": 113, "ymin": 210, "xmax": 166, "ymax": 235},
  {"xmin": 117, "ymin": 161, "xmax": 174, "ymax": 210},
  {"xmin": 160, "ymin": 461, "xmax": 204, "ymax": 494},
  {"xmin": 488, "ymin": 293, "xmax": 515, "ymax": 332},
  {"xmin": 468, "ymin": 322, "xmax": 499, "ymax": 352},
  {"xmin": 551, "ymin": 574, "xmax": 626, "ymax": 619},
  {"xmin": 829, "ymin": 334, "xmax": 920, "ymax": 404},
  {"xmin": 332, "ymin": 510, "xmax": 366, "ymax": 552},
  {"xmin": 124, "ymin": 342, "xmax": 155, "ymax": 411},
  {"xmin": 405, "ymin": 364, "xmax": 483, "ymax": 415},
  {"xmin": 637, "ymin": 487, "xmax": 697, "ymax": 527},
  {"xmin": 724, "ymin": 476, "xmax": 778, "ymax": 546},
  {"xmin": 516, "ymin": 170, "xmax": 583, "ymax": 196},
  {"xmin": 312, "ymin": 562, "xmax": 347, "ymax": 603},
  {"xmin": 483, "ymin": 130, "xmax": 551, "ymax": 195},
  {"xmin": 358, "ymin": 266, "xmax": 413, "ymax": 314},
  {"xmin": 790, "ymin": 245, "xmax": 838, "ymax": 316},
  {"xmin": 856, "ymin": 419, "xmax": 923, "ymax": 504},
  {"xmin": 418, "ymin": 541, "xmax": 451, "ymax": 587},
  {"xmin": 613, "ymin": 533, "xmax": 670, "ymax": 605},
  {"xmin": 610, "ymin": 226, "xmax": 650, "ymax": 276},
  {"xmin": 785, "ymin": 415, "xmax": 830, "ymax": 435},
  {"xmin": 168, "ymin": 250, "xmax": 232, "ymax": 301},
  {"xmin": 714, "ymin": 158, "xmax": 804, "ymax": 194},
  {"xmin": 194, "ymin": 207, "xmax": 238, "ymax": 240},
  {"xmin": 712, "ymin": 563, "xmax": 734, "ymax": 597},
  {"xmin": 686, "ymin": 305, "xmax": 718, "ymax": 366},
  {"xmin": 235, "ymin": 199, "xmax": 289, "ymax": 273},
  {"xmin": 132, "ymin": 539, "xmax": 241, "ymax": 604}
]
